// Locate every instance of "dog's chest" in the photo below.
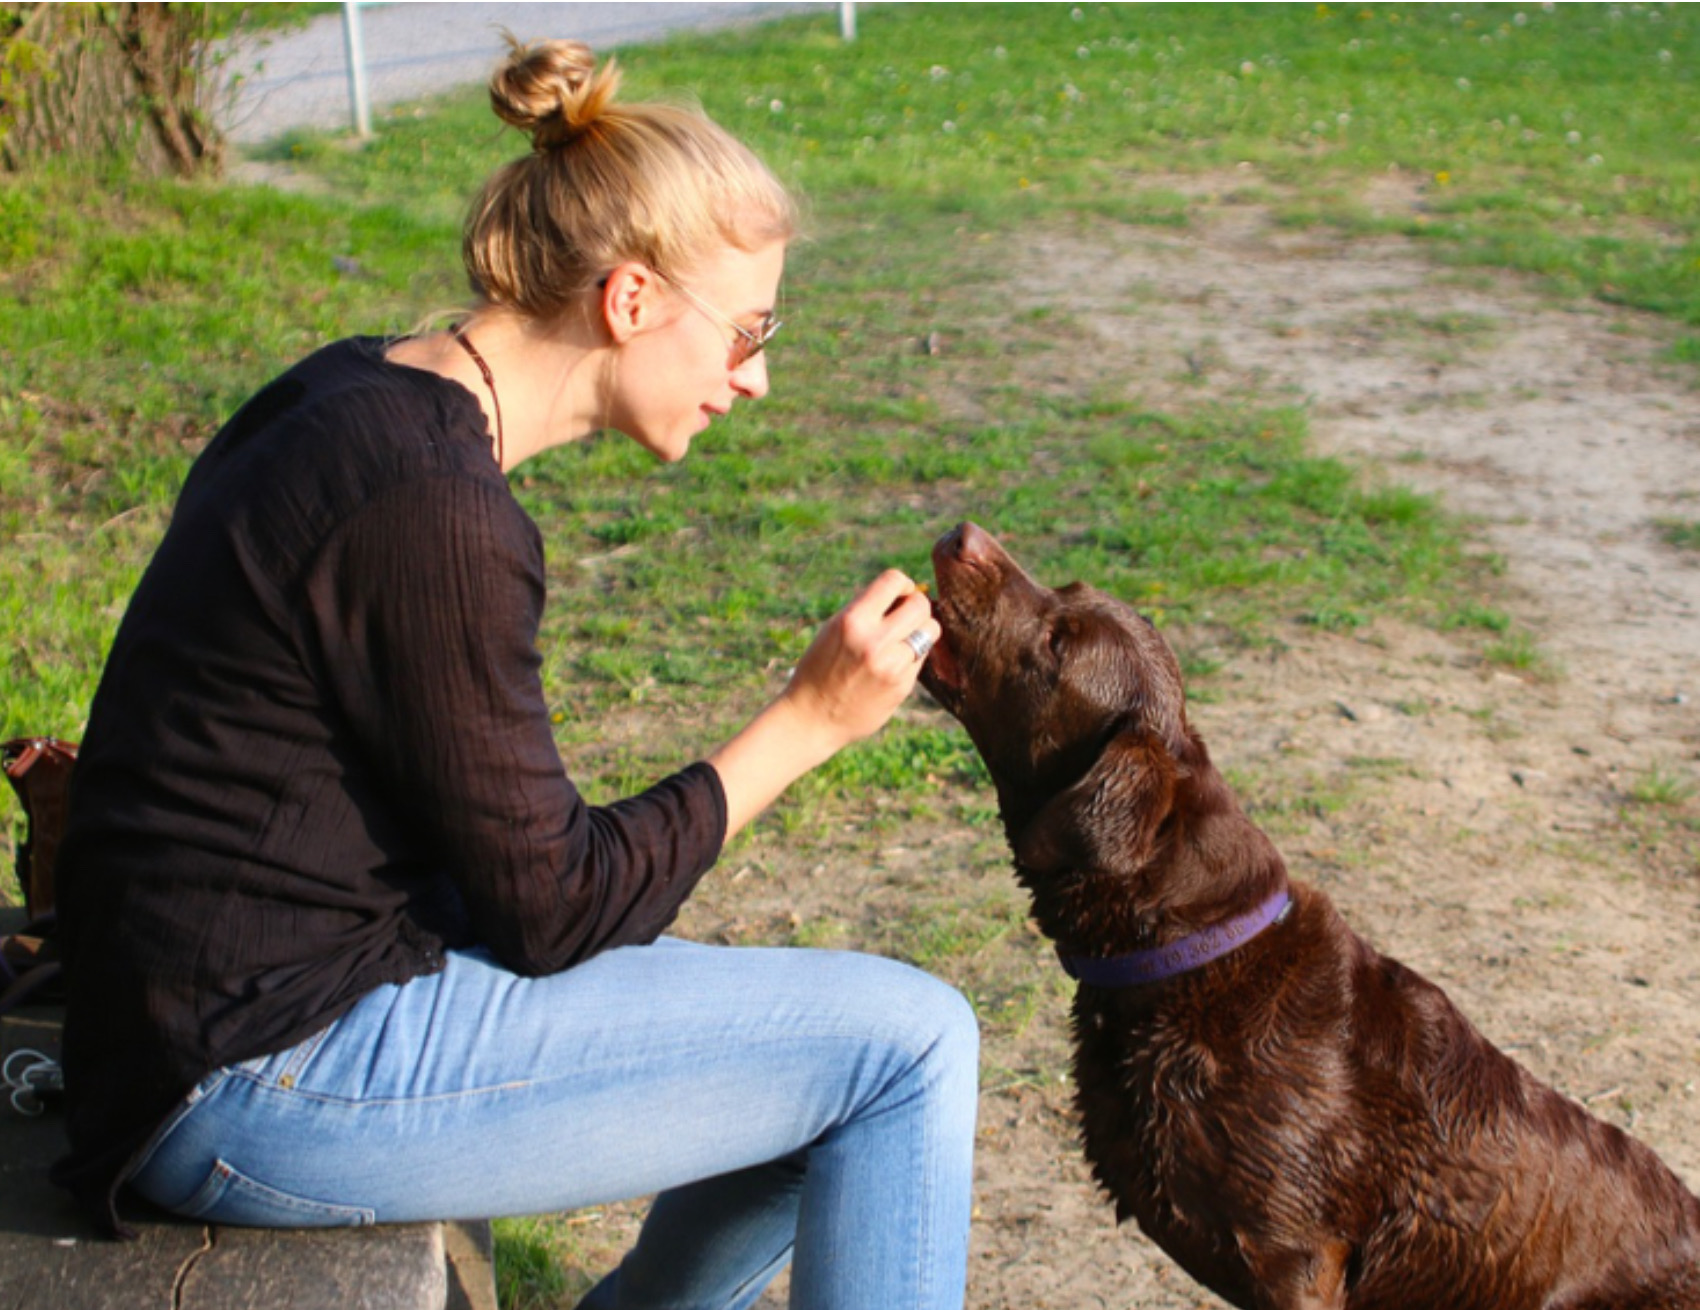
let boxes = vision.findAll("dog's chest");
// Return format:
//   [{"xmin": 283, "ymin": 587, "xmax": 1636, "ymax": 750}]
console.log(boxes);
[
  {"xmin": 1069, "ymin": 994, "xmax": 1234, "ymax": 1213},
  {"xmin": 1070, "ymin": 993, "xmax": 1276, "ymax": 1303}
]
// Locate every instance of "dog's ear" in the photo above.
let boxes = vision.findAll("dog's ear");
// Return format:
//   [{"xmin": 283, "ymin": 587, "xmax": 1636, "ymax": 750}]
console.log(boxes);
[{"xmin": 1011, "ymin": 727, "xmax": 1178, "ymax": 875}]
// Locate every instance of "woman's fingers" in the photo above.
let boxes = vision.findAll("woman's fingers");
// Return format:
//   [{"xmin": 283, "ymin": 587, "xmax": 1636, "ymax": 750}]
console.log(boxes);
[
  {"xmin": 708, "ymin": 572, "xmax": 941, "ymax": 837},
  {"xmin": 863, "ymin": 568, "xmax": 922, "ymax": 618},
  {"xmin": 845, "ymin": 571, "xmax": 938, "ymax": 668},
  {"xmin": 786, "ymin": 571, "xmax": 937, "ymax": 748}
]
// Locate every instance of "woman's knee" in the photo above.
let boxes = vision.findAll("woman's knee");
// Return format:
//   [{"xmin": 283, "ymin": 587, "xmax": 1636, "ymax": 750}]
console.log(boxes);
[
  {"xmin": 914, "ymin": 968, "xmax": 980, "ymax": 1075},
  {"xmin": 832, "ymin": 952, "xmax": 979, "ymax": 1093}
]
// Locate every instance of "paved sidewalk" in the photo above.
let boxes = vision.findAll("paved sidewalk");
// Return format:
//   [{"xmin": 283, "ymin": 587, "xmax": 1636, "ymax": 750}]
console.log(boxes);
[{"xmin": 219, "ymin": 2, "xmax": 828, "ymax": 145}]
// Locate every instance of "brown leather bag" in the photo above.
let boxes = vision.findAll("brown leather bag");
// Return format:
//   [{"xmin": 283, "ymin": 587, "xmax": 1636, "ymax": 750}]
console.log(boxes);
[
  {"xmin": 1, "ymin": 737, "xmax": 75, "ymax": 1017},
  {"xmin": 4, "ymin": 736, "xmax": 77, "ymax": 922}
]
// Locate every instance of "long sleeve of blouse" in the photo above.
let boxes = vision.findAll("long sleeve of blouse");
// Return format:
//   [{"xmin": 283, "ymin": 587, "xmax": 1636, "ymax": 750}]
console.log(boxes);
[{"xmin": 304, "ymin": 468, "xmax": 725, "ymax": 973}]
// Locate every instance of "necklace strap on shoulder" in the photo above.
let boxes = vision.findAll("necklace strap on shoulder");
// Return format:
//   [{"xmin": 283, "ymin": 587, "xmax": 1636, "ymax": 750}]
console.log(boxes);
[{"xmin": 450, "ymin": 324, "xmax": 504, "ymax": 470}]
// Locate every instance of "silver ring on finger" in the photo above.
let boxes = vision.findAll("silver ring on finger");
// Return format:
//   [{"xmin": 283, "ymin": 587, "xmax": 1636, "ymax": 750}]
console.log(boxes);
[{"xmin": 904, "ymin": 628, "xmax": 936, "ymax": 661}]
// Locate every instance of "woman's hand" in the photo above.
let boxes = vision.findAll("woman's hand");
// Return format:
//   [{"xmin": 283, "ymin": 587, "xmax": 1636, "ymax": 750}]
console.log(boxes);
[
  {"xmin": 706, "ymin": 570, "xmax": 940, "ymax": 842},
  {"xmin": 782, "ymin": 569, "xmax": 939, "ymax": 752}
]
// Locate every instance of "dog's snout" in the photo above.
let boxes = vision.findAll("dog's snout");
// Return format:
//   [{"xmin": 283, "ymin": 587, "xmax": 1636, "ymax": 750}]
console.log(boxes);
[
  {"xmin": 932, "ymin": 522, "xmax": 973, "ymax": 577},
  {"xmin": 957, "ymin": 521, "xmax": 994, "ymax": 564},
  {"xmin": 935, "ymin": 521, "xmax": 995, "ymax": 568}
]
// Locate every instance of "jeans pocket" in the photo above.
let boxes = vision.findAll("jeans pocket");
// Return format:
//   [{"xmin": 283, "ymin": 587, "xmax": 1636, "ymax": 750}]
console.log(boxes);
[
  {"xmin": 128, "ymin": 1069, "xmax": 229, "ymax": 1182},
  {"xmin": 179, "ymin": 1158, "xmax": 376, "ymax": 1228}
]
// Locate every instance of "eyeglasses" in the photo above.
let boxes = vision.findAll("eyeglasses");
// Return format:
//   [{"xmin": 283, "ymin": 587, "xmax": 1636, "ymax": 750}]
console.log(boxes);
[{"xmin": 651, "ymin": 268, "xmax": 782, "ymax": 370}]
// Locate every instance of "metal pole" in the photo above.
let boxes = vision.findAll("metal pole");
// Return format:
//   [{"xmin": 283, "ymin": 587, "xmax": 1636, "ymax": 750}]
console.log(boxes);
[
  {"xmin": 839, "ymin": 0, "xmax": 856, "ymax": 41},
  {"xmin": 341, "ymin": 0, "xmax": 373, "ymax": 138}
]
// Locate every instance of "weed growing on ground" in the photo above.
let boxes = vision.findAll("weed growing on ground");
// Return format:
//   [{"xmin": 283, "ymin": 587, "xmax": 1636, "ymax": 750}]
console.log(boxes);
[
  {"xmin": 1656, "ymin": 519, "xmax": 1700, "ymax": 552},
  {"xmin": 1483, "ymin": 629, "xmax": 1561, "ymax": 680},
  {"xmin": 1629, "ymin": 764, "xmax": 1696, "ymax": 808}
]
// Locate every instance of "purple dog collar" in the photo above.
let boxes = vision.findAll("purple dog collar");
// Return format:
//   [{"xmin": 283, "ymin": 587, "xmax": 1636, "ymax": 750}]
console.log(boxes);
[{"xmin": 1057, "ymin": 889, "xmax": 1293, "ymax": 988}]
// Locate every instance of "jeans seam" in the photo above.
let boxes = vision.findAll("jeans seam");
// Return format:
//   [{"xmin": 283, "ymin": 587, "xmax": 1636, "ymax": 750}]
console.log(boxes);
[
  {"xmin": 275, "ymin": 1023, "xmax": 334, "ymax": 1088},
  {"xmin": 226, "ymin": 1072, "xmax": 536, "ymax": 1110}
]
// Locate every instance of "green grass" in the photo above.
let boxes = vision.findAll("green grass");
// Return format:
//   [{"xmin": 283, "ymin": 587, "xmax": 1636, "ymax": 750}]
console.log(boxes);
[
  {"xmin": 1442, "ymin": 601, "xmax": 1515, "ymax": 633},
  {"xmin": 0, "ymin": 2, "xmax": 1685, "ymax": 820},
  {"xmin": 490, "ymin": 1215, "xmax": 595, "ymax": 1309},
  {"xmin": 1482, "ymin": 628, "xmax": 1560, "ymax": 678},
  {"xmin": 204, "ymin": 4, "xmax": 339, "ymax": 40},
  {"xmin": 1628, "ymin": 763, "xmax": 1695, "ymax": 807},
  {"xmin": 4, "ymin": 3, "xmax": 1700, "ymax": 1296},
  {"xmin": 1656, "ymin": 517, "xmax": 1700, "ymax": 551}
]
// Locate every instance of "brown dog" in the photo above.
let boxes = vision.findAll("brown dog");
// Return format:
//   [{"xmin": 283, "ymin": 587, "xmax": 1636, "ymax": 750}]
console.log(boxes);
[{"xmin": 921, "ymin": 521, "xmax": 1700, "ymax": 1310}]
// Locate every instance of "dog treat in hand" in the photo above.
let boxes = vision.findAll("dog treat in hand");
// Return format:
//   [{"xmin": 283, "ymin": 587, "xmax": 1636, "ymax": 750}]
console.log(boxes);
[{"xmin": 883, "ymin": 580, "xmax": 930, "ymax": 617}]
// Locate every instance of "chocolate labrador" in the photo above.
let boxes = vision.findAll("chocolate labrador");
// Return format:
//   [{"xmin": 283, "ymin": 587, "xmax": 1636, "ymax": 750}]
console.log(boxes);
[{"xmin": 920, "ymin": 521, "xmax": 1700, "ymax": 1310}]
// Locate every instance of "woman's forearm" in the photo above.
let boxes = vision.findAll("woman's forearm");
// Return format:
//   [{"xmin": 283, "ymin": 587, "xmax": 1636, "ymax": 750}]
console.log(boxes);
[
  {"xmin": 707, "ymin": 569, "xmax": 939, "ymax": 843},
  {"xmin": 707, "ymin": 693, "xmax": 842, "ymax": 842}
]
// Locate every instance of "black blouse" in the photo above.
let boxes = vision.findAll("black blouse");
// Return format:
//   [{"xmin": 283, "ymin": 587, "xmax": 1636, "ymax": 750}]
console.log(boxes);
[{"xmin": 52, "ymin": 338, "xmax": 727, "ymax": 1234}]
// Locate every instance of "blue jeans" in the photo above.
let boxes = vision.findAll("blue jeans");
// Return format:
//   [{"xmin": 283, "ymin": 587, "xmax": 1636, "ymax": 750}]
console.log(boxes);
[{"xmin": 128, "ymin": 939, "xmax": 980, "ymax": 1310}]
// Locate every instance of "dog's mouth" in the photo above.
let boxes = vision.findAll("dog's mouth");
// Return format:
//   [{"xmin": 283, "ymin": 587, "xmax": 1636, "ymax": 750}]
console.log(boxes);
[
  {"xmin": 918, "ymin": 598, "xmax": 965, "ymax": 709},
  {"xmin": 920, "ymin": 523, "xmax": 986, "ymax": 713}
]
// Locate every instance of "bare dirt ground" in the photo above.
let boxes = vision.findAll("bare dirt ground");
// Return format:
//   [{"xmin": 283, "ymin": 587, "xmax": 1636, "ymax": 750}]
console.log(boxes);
[{"xmin": 562, "ymin": 180, "xmax": 1700, "ymax": 1308}]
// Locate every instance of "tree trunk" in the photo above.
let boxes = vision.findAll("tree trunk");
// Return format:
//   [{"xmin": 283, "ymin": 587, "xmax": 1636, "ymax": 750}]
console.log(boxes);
[{"xmin": 0, "ymin": 3, "xmax": 224, "ymax": 177}]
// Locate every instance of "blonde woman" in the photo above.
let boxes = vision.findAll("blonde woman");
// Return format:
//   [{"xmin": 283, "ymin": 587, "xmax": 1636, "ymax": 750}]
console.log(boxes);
[{"xmin": 53, "ymin": 38, "xmax": 976, "ymax": 1310}]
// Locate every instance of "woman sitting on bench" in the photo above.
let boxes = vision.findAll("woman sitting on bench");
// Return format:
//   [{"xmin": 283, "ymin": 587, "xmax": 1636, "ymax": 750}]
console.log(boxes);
[{"xmin": 51, "ymin": 35, "xmax": 976, "ymax": 1310}]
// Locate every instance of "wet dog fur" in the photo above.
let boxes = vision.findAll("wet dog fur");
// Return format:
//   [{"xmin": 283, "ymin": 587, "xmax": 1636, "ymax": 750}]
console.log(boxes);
[{"xmin": 920, "ymin": 520, "xmax": 1700, "ymax": 1310}]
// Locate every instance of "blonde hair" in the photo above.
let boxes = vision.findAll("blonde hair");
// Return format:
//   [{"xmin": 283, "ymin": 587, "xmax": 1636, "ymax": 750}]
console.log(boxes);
[{"xmin": 463, "ymin": 37, "xmax": 798, "ymax": 323}]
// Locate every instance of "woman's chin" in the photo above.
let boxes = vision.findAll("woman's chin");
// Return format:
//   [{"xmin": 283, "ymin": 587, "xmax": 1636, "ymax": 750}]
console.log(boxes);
[{"xmin": 619, "ymin": 420, "xmax": 697, "ymax": 464}]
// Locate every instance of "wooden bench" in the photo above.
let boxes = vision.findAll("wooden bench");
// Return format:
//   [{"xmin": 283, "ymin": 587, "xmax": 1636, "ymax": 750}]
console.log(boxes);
[{"xmin": 0, "ymin": 917, "xmax": 498, "ymax": 1310}]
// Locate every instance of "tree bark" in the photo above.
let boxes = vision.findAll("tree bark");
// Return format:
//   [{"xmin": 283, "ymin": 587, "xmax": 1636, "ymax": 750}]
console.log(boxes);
[{"xmin": 0, "ymin": 3, "xmax": 224, "ymax": 177}]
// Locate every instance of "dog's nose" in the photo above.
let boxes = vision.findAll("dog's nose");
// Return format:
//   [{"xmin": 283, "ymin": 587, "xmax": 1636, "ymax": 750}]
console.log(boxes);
[
  {"xmin": 934, "ymin": 521, "xmax": 998, "ymax": 575},
  {"xmin": 955, "ymin": 521, "xmax": 994, "ymax": 564}
]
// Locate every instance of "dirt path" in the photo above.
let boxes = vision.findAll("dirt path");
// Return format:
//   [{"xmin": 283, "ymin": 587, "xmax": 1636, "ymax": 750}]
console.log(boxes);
[
  {"xmin": 968, "ymin": 183, "xmax": 1700, "ymax": 1308},
  {"xmin": 567, "ymin": 188, "xmax": 1700, "ymax": 1307}
]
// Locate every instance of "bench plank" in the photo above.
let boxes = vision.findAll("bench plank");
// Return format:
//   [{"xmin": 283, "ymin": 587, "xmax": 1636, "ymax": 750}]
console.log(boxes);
[
  {"xmin": 0, "ymin": 932, "xmax": 495, "ymax": 1310},
  {"xmin": 177, "ymin": 1223, "xmax": 448, "ymax": 1310}
]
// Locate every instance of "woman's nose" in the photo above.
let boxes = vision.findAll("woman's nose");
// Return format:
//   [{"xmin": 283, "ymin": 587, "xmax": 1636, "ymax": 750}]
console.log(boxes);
[{"xmin": 731, "ymin": 350, "xmax": 770, "ymax": 401}]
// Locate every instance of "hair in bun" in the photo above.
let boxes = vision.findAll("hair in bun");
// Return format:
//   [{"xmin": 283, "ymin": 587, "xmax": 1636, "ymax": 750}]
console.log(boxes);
[
  {"xmin": 487, "ymin": 36, "xmax": 619, "ymax": 152},
  {"xmin": 463, "ymin": 36, "xmax": 797, "ymax": 324}
]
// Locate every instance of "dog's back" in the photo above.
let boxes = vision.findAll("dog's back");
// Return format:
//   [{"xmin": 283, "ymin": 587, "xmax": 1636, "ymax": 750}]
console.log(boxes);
[{"xmin": 1072, "ymin": 868, "xmax": 1700, "ymax": 1310}]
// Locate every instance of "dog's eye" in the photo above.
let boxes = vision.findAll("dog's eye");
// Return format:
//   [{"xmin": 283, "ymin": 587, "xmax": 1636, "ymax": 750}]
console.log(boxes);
[{"xmin": 1047, "ymin": 622, "xmax": 1071, "ymax": 662}]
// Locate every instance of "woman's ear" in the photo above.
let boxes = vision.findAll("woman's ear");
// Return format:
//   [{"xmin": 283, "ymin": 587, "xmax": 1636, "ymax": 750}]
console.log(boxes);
[{"xmin": 599, "ymin": 262, "xmax": 661, "ymax": 346}]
